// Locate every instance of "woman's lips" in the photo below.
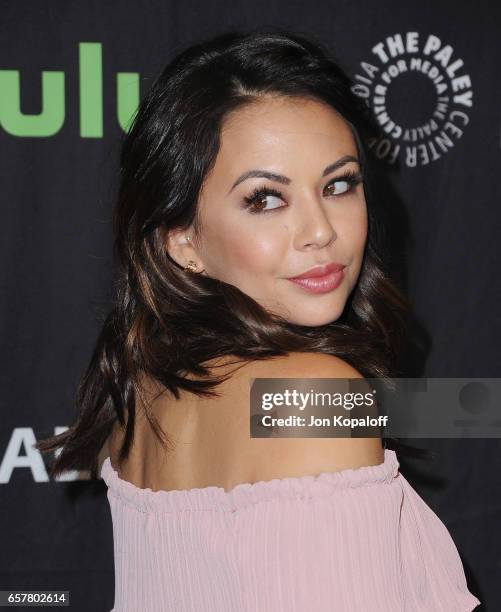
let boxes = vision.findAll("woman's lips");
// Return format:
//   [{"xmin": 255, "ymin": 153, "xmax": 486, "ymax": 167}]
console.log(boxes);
[{"xmin": 287, "ymin": 267, "xmax": 346, "ymax": 294}]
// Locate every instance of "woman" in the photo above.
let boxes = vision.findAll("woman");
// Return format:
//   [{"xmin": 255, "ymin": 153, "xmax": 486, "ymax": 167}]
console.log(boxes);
[{"xmin": 36, "ymin": 29, "xmax": 481, "ymax": 611}]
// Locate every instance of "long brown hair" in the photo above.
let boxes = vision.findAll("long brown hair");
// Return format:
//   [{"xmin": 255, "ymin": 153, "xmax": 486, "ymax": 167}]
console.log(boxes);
[{"xmin": 35, "ymin": 28, "xmax": 431, "ymax": 479}]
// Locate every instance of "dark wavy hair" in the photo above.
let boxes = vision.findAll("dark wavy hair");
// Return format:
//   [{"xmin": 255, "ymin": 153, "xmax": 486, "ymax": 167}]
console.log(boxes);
[{"xmin": 35, "ymin": 28, "xmax": 432, "ymax": 479}]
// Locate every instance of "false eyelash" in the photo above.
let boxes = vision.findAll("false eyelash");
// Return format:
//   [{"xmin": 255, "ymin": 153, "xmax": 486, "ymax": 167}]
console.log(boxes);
[{"xmin": 242, "ymin": 169, "xmax": 363, "ymax": 214}]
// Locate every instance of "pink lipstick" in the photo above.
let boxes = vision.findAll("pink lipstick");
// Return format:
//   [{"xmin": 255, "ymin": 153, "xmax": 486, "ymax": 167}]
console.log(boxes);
[{"xmin": 287, "ymin": 262, "xmax": 346, "ymax": 294}]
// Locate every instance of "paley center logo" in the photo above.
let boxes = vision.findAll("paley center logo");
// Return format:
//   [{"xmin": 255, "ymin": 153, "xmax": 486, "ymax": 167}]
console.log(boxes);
[{"xmin": 352, "ymin": 32, "xmax": 473, "ymax": 167}]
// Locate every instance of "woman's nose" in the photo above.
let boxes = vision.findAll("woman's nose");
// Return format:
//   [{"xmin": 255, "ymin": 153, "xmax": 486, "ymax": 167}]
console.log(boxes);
[{"xmin": 293, "ymin": 196, "xmax": 337, "ymax": 250}]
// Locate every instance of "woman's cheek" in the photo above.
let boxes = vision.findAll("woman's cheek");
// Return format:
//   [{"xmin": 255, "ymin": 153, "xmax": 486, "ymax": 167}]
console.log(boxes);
[
  {"xmin": 235, "ymin": 225, "xmax": 284, "ymax": 266},
  {"xmin": 347, "ymin": 204, "xmax": 368, "ymax": 249},
  {"xmin": 216, "ymin": 231, "xmax": 271, "ymax": 280}
]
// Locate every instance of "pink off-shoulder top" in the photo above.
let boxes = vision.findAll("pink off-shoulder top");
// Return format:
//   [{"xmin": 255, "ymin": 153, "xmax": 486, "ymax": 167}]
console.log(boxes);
[{"xmin": 100, "ymin": 448, "xmax": 481, "ymax": 611}]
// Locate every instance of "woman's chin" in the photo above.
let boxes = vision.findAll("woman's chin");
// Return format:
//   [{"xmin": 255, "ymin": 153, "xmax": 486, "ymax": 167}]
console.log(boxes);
[{"xmin": 276, "ymin": 305, "xmax": 345, "ymax": 327}]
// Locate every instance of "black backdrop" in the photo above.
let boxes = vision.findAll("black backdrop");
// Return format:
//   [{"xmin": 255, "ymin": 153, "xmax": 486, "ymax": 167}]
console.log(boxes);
[{"xmin": 1, "ymin": 2, "xmax": 500, "ymax": 610}]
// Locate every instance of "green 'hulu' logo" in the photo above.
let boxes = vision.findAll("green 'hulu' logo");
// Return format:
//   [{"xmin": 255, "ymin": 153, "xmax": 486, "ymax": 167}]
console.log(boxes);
[{"xmin": 0, "ymin": 42, "xmax": 139, "ymax": 138}]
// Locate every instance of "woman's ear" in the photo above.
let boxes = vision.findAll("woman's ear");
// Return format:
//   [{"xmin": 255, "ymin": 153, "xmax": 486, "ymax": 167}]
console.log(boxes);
[{"xmin": 164, "ymin": 227, "xmax": 202, "ymax": 270}]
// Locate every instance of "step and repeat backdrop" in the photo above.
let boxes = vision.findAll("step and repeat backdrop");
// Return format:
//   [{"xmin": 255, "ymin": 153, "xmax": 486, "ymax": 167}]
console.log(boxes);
[{"xmin": 1, "ymin": 1, "xmax": 499, "ymax": 610}]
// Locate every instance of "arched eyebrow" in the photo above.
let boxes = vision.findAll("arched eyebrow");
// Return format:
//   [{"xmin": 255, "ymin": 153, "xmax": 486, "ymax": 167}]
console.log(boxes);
[{"xmin": 227, "ymin": 155, "xmax": 359, "ymax": 195}]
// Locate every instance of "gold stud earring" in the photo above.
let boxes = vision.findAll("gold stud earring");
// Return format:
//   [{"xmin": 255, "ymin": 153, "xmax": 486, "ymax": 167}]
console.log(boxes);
[{"xmin": 184, "ymin": 260, "xmax": 198, "ymax": 272}]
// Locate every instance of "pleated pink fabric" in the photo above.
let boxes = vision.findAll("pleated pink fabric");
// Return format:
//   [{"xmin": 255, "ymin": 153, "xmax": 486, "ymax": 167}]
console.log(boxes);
[{"xmin": 100, "ymin": 448, "xmax": 481, "ymax": 611}]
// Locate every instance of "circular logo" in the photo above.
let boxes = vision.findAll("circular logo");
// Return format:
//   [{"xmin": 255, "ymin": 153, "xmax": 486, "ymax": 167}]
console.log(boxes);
[{"xmin": 351, "ymin": 32, "xmax": 473, "ymax": 167}]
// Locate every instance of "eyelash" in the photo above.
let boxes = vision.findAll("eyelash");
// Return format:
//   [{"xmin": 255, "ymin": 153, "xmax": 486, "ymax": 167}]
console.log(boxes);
[{"xmin": 242, "ymin": 169, "xmax": 363, "ymax": 215}]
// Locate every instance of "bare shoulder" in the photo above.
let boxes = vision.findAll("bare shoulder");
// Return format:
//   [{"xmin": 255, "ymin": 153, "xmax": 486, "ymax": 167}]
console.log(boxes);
[
  {"xmin": 224, "ymin": 352, "xmax": 384, "ymax": 481},
  {"xmin": 248, "ymin": 351, "xmax": 367, "ymax": 379},
  {"xmin": 224, "ymin": 351, "xmax": 367, "ymax": 391}
]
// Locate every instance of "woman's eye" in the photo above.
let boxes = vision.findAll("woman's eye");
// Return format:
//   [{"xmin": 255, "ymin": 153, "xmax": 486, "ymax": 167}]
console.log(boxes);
[
  {"xmin": 253, "ymin": 194, "xmax": 284, "ymax": 212},
  {"xmin": 325, "ymin": 179, "xmax": 350, "ymax": 196},
  {"xmin": 243, "ymin": 186, "xmax": 286, "ymax": 214}
]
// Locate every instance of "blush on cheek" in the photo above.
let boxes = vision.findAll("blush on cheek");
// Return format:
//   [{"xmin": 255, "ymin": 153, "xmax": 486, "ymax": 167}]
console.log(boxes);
[
  {"xmin": 349, "ymin": 210, "xmax": 368, "ymax": 248},
  {"xmin": 231, "ymin": 231, "xmax": 279, "ymax": 267},
  {"xmin": 206, "ymin": 234, "xmax": 261, "ymax": 284}
]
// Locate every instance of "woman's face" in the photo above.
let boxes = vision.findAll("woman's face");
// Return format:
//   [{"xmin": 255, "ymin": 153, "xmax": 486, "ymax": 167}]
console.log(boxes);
[{"xmin": 172, "ymin": 95, "xmax": 368, "ymax": 326}]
